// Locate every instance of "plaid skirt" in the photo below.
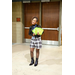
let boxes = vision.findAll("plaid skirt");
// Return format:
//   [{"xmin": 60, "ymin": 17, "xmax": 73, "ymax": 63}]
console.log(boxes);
[{"xmin": 30, "ymin": 37, "xmax": 42, "ymax": 49}]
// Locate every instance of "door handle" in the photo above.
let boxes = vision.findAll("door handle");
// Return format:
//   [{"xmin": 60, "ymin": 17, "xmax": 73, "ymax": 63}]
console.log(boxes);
[
  {"xmin": 25, "ymin": 27, "xmax": 29, "ymax": 29},
  {"xmin": 25, "ymin": 27, "xmax": 59, "ymax": 31},
  {"xmin": 42, "ymin": 27, "xmax": 59, "ymax": 31}
]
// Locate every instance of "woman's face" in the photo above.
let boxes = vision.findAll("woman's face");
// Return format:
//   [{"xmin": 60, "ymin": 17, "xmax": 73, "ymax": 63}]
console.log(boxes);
[{"xmin": 32, "ymin": 18, "xmax": 37, "ymax": 25}]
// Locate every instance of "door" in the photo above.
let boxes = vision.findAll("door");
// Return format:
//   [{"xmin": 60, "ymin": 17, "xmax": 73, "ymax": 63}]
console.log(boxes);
[
  {"xmin": 41, "ymin": 2, "xmax": 60, "ymax": 45},
  {"xmin": 24, "ymin": 2, "xmax": 60, "ymax": 45},
  {"xmin": 24, "ymin": 3, "xmax": 40, "ymax": 42}
]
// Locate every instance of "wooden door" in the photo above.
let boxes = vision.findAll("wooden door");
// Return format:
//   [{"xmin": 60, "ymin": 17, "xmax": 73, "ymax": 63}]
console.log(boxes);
[
  {"xmin": 41, "ymin": 2, "xmax": 60, "ymax": 41},
  {"xmin": 24, "ymin": 3, "xmax": 40, "ymax": 39}
]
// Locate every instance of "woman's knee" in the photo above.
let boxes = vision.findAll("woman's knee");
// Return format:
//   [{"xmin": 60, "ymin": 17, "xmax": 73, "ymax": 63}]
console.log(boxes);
[
  {"xmin": 30, "ymin": 48, "xmax": 34, "ymax": 53},
  {"xmin": 36, "ymin": 49, "xmax": 39, "ymax": 52}
]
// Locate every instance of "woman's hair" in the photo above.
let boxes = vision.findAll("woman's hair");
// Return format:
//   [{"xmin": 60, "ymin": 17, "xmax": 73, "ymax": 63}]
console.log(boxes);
[{"xmin": 32, "ymin": 17, "xmax": 38, "ymax": 22}]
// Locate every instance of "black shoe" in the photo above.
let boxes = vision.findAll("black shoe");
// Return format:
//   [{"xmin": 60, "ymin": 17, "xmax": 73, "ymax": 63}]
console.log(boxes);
[
  {"xmin": 29, "ymin": 58, "xmax": 34, "ymax": 66},
  {"xmin": 34, "ymin": 61, "xmax": 38, "ymax": 66}
]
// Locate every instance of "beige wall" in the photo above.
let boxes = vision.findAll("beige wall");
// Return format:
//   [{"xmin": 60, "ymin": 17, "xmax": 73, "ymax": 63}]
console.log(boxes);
[
  {"xmin": 12, "ymin": 2, "xmax": 24, "ymax": 43},
  {"xmin": 12, "ymin": 22, "xmax": 16, "ymax": 43}
]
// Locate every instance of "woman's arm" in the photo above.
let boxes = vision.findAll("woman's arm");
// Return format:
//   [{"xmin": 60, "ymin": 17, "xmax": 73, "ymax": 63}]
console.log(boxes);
[{"xmin": 29, "ymin": 26, "xmax": 33, "ymax": 36}]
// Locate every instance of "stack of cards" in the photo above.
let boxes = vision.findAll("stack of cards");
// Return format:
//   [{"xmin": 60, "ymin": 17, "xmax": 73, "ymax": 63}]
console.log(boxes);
[{"xmin": 32, "ymin": 27, "xmax": 44, "ymax": 35}]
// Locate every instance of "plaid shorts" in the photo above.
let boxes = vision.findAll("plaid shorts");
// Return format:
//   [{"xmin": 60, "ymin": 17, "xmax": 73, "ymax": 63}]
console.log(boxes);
[{"xmin": 30, "ymin": 37, "xmax": 42, "ymax": 49}]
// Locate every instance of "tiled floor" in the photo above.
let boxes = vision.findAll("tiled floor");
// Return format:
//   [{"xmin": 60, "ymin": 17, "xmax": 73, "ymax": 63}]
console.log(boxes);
[{"xmin": 12, "ymin": 43, "xmax": 62, "ymax": 75}]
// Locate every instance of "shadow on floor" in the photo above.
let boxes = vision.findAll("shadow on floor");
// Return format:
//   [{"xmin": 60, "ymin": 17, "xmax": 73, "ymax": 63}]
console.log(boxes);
[
  {"xmin": 25, "ymin": 53, "xmax": 62, "ymax": 65},
  {"xmin": 25, "ymin": 53, "xmax": 31, "ymax": 63},
  {"xmin": 12, "ymin": 44, "xmax": 30, "ymax": 53}
]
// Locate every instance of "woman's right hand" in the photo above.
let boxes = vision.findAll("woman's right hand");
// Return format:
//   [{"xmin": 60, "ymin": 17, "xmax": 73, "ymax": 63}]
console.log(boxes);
[{"xmin": 33, "ymin": 33, "xmax": 35, "ymax": 36}]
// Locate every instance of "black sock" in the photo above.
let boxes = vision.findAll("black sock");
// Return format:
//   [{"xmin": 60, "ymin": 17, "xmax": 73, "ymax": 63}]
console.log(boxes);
[
  {"xmin": 31, "ymin": 57, "xmax": 34, "ymax": 60},
  {"xmin": 34, "ymin": 58, "xmax": 38, "ymax": 66},
  {"xmin": 36, "ymin": 58, "xmax": 38, "ymax": 61},
  {"xmin": 29, "ymin": 57, "xmax": 34, "ymax": 66}
]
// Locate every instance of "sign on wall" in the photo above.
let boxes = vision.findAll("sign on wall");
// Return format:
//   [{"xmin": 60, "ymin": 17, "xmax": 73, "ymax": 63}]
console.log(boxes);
[{"xmin": 16, "ymin": 18, "xmax": 20, "ymax": 22}]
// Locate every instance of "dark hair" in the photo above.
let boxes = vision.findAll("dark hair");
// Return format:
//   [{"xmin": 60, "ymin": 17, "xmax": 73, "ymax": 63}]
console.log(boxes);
[{"xmin": 32, "ymin": 17, "xmax": 38, "ymax": 22}]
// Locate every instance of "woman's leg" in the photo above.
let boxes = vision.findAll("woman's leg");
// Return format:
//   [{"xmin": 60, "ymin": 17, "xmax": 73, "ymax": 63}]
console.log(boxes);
[
  {"xmin": 34, "ymin": 49, "xmax": 40, "ymax": 66},
  {"xmin": 36, "ymin": 49, "xmax": 40, "ymax": 58},
  {"xmin": 30, "ymin": 48, "xmax": 34, "ymax": 58},
  {"xmin": 29, "ymin": 48, "xmax": 35, "ymax": 66}
]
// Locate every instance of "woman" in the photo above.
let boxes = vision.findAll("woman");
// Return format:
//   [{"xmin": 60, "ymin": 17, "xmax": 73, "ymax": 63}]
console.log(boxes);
[{"xmin": 29, "ymin": 17, "xmax": 43, "ymax": 66}]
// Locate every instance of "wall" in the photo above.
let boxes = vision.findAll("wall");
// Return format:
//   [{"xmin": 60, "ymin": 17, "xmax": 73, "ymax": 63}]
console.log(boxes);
[{"xmin": 12, "ymin": 2, "xmax": 24, "ymax": 43}]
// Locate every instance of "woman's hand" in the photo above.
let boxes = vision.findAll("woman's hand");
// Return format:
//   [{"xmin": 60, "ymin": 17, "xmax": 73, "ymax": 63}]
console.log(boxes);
[
  {"xmin": 37, "ymin": 32, "xmax": 40, "ymax": 35},
  {"xmin": 33, "ymin": 33, "xmax": 35, "ymax": 36},
  {"xmin": 33, "ymin": 32, "xmax": 40, "ymax": 36}
]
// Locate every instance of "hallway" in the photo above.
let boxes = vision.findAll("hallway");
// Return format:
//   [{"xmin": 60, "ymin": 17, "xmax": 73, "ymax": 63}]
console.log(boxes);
[{"xmin": 12, "ymin": 43, "xmax": 62, "ymax": 75}]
